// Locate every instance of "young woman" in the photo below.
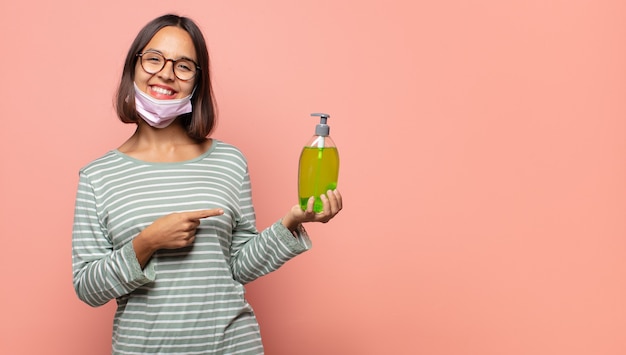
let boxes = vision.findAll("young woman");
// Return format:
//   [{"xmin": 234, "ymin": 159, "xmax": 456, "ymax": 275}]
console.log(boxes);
[{"xmin": 72, "ymin": 14, "xmax": 342, "ymax": 354}]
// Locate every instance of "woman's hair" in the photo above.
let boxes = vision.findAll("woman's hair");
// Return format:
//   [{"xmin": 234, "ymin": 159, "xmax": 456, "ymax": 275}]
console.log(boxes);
[{"xmin": 115, "ymin": 14, "xmax": 217, "ymax": 140}]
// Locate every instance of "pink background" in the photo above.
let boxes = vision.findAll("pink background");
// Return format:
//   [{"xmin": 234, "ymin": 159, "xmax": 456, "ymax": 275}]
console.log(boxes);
[{"xmin": 1, "ymin": 1, "xmax": 625, "ymax": 354}]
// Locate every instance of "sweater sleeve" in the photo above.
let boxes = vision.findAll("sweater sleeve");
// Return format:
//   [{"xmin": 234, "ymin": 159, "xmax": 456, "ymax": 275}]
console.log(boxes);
[
  {"xmin": 71, "ymin": 171, "xmax": 155, "ymax": 307},
  {"xmin": 229, "ymin": 168, "xmax": 312, "ymax": 284}
]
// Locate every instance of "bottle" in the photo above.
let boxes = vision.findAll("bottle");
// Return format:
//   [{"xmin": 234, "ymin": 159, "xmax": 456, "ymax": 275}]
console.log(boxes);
[{"xmin": 298, "ymin": 113, "xmax": 340, "ymax": 213}]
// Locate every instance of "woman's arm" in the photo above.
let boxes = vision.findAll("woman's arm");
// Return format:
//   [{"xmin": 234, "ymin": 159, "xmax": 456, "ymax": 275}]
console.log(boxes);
[{"xmin": 71, "ymin": 172, "xmax": 155, "ymax": 307}]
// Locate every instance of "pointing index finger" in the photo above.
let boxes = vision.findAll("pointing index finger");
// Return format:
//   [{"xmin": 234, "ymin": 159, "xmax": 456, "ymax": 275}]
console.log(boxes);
[{"xmin": 188, "ymin": 208, "xmax": 224, "ymax": 220}]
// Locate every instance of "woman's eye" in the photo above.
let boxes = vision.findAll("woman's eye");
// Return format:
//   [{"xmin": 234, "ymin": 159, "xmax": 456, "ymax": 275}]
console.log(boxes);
[{"xmin": 177, "ymin": 62, "xmax": 192, "ymax": 72}]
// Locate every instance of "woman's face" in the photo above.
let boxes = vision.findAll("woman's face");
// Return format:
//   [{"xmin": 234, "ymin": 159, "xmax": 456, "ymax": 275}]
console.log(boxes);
[{"xmin": 135, "ymin": 26, "xmax": 197, "ymax": 100}]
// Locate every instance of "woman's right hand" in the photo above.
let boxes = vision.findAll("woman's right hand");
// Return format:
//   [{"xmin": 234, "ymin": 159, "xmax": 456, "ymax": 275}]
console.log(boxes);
[{"xmin": 132, "ymin": 209, "xmax": 224, "ymax": 268}]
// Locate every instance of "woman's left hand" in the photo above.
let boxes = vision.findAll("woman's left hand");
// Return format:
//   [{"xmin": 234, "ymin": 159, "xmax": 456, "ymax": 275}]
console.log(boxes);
[{"xmin": 282, "ymin": 190, "xmax": 343, "ymax": 231}]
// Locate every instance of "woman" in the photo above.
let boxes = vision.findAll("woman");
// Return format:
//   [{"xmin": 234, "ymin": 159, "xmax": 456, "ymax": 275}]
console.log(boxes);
[{"xmin": 72, "ymin": 14, "xmax": 342, "ymax": 354}]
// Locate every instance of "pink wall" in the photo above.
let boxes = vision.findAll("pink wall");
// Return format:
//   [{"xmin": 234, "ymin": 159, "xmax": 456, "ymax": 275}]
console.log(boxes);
[{"xmin": 1, "ymin": 1, "xmax": 625, "ymax": 354}]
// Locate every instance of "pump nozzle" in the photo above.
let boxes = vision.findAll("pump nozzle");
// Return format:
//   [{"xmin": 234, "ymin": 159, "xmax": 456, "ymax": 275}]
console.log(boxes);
[{"xmin": 310, "ymin": 112, "xmax": 331, "ymax": 137}]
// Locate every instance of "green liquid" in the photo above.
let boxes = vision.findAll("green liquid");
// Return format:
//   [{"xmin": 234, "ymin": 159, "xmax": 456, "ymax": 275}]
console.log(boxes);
[{"xmin": 298, "ymin": 146, "xmax": 339, "ymax": 213}]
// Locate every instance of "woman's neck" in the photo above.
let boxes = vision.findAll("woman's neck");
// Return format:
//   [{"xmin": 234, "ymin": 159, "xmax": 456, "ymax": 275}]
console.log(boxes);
[{"xmin": 118, "ymin": 120, "xmax": 210, "ymax": 162}]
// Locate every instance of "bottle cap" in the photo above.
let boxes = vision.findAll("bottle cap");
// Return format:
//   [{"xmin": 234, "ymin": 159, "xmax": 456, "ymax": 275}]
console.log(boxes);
[{"xmin": 311, "ymin": 112, "xmax": 330, "ymax": 136}]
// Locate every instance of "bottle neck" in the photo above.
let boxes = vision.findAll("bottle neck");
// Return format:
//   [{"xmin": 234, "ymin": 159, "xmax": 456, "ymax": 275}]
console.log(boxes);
[{"xmin": 307, "ymin": 135, "xmax": 336, "ymax": 148}]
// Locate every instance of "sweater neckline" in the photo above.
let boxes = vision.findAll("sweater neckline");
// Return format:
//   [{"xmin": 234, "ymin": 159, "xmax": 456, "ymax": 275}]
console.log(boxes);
[{"xmin": 112, "ymin": 139, "xmax": 219, "ymax": 166}]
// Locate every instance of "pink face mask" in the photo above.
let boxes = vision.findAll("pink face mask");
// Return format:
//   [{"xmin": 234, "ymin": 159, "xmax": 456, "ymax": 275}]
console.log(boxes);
[{"xmin": 134, "ymin": 83, "xmax": 193, "ymax": 128}]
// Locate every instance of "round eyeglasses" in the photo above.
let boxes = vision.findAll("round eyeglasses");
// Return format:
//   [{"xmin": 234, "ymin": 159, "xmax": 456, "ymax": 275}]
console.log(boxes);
[{"xmin": 136, "ymin": 51, "xmax": 200, "ymax": 81}]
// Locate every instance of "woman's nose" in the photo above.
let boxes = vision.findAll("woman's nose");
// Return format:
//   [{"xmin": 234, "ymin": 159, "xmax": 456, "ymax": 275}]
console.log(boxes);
[{"xmin": 157, "ymin": 60, "xmax": 176, "ymax": 80}]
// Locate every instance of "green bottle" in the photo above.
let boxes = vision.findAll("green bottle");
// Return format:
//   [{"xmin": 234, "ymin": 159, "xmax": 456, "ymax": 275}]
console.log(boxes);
[{"xmin": 298, "ymin": 113, "xmax": 340, "ymax": 212}]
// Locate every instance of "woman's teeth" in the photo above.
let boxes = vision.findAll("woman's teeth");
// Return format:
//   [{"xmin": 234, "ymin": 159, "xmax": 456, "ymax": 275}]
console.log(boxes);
[{"xmin": 151, "ymin": 86, "xmax": 174, "ymax": 95}]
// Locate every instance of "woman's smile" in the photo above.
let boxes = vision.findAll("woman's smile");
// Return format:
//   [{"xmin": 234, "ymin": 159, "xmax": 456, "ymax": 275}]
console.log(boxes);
[{"xmin": 149, "ymin": 84, "xmax": 177, "ymax": 99}]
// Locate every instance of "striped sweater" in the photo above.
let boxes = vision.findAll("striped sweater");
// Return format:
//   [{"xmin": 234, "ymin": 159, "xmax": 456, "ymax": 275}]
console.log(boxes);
[{"xmin": 72, "ymin": 140, "xmax": 311, "ymax": 354}]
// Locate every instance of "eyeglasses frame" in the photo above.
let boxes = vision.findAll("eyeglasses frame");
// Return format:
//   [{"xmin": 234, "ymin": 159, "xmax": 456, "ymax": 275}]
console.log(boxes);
[{"xmin": 136, "ymin": 51, "xmax": 201, "ymax": 81}]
